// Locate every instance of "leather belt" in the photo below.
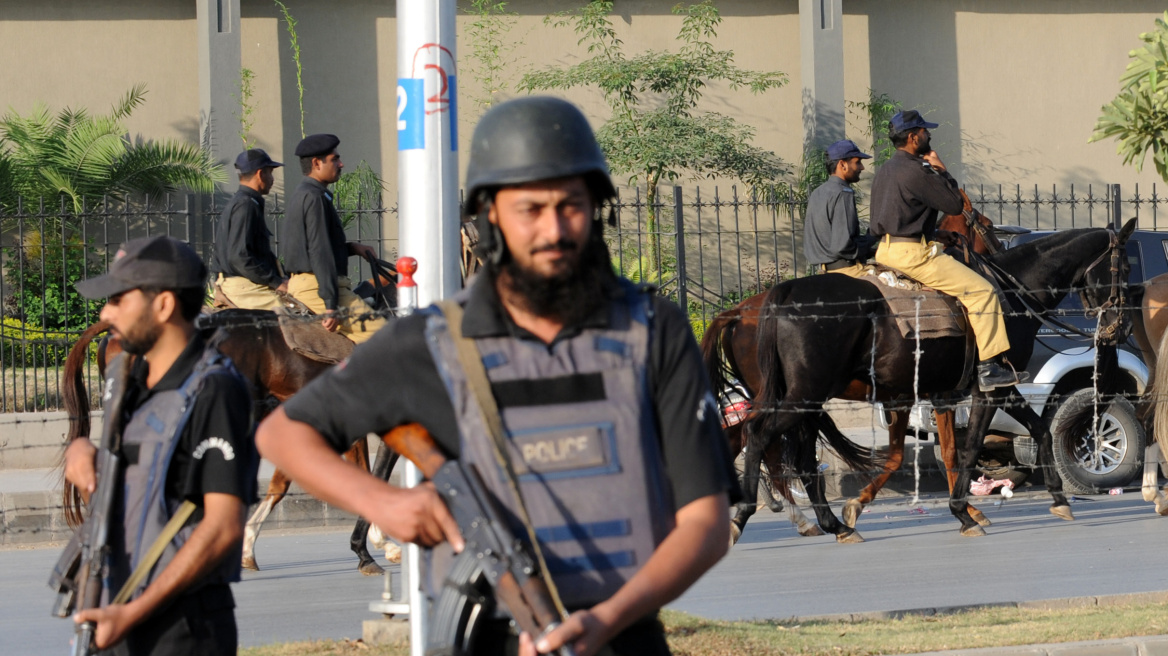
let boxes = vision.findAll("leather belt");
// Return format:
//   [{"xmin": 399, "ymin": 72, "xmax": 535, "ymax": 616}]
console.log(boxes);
[{"xmin": 821, "ymin": 259, "xmax": 858, "ymax": 272}]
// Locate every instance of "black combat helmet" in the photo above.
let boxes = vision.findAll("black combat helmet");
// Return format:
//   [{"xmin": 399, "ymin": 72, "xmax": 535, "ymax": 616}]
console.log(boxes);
[{"xmin": 464, "ymin": 97, "xmax": 616, "ymax": 262}]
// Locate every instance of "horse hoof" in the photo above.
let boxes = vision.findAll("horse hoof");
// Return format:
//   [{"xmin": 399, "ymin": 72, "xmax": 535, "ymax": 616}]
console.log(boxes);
[
  {"xmin": 359, "ymin": 560, "xmax": 385, "ymax": 577},
  {"xmin": 729, "ymin": 522, "xmax": 742, "ymax": 547},
  {"xmin": 242, "ymin": 555, "xmax": 259, "ymax": 571},
  {"xmin": 970, "ymin": 509, "xmax": 992, "ymax": 527},
  {"xmin": 797, "ymin": 523, "xmax": 826, "ymax": 537},
  {"xmin": 960, "ymin": 524, "xmax": 987, "ymax": 537},
  {"xmin": 836, "ymin": 529, "xmax": 865, "ymax": 544},
  {"xmin": 386, "ymin": 544, "xmax": 403, "ymax": 564},
  {"xmin": 1156, "ymin": 497, "xmax": 1168, "ymax": 516},
  {"xmin": 842, "ymin": 499, "xmax": 863, "ymax": 529},
  {"xmin": 1143, "ymin": 486, "xmax": 1158, "ymax": 503},
  {"xmin": 1050, "ymin": 505, "xmax": 1075, "ymax": 521}
]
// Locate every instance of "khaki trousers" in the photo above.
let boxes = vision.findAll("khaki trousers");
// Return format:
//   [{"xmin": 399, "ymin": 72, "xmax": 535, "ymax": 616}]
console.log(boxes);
[
  {"xmin": 288, "ymin": 273, "xmax": 387, "ymax": 344},
  {"xmin": 216, "ymin": 274, "xmax": 284, "ymax": 311},
  {"xmin": 816, "ymin": 262, "xmax": 868, "ymax": 278},
  {"xmin": 874, "ymin": 236, "xmax": 1010, "ymax": 360}
]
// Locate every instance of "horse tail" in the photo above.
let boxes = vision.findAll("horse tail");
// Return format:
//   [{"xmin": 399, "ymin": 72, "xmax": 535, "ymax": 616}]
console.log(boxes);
[
  {"xmin": 810, "ymin": 412, "xmax": 881, "ymax": 482},
  {"xmin": 1153, "ymin": 327, "xmax": 1168, "ymax": 464},
  {"xmin": 749, "ymin": 286, "xmax": 788, "ymax": 440},
  {"xmin": 700, "ymin": 306, "xmax": 743, "ymax": 407},
  {"xmin": 61, "ymin": 320, "xmax": 111, "ymax": 528}
]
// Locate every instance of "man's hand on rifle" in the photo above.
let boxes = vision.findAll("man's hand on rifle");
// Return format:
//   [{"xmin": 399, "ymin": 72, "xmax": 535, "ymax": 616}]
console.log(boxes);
[
  {"xmin": 370, "ymin": 482, "xmax": 465, "ymax": 551},
  {"xmin": 64, "ymin": 438, "xmax": 98, "ymax": 504},
  {"xmin": 74, "ymin": 601, "xmax": 142, "ymax": 650},
  {"xmin": 519, "ymin": 608, "xmax": 615, "ymax": 656}
]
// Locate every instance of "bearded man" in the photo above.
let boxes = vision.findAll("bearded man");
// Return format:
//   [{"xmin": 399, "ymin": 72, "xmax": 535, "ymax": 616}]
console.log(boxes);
[
  {"xmin": 256, "ymin": 96, "xmax": 738, "ymax": 656},
  {"xmin": 63, "ymin": 236, "xmax": 257, "ymax": 655}
]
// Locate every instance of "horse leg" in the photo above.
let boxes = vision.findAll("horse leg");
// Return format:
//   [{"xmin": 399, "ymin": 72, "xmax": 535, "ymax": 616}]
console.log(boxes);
[
  {"xmin": 761, "ymin": 442, "xmax": 822, "ymax": 536},
  {"xmin": 949, "ymin": 393, "xmax": 994, "ymax": 536},
  {"xmin": 1002, "ymin": 388, "xmax": 1072, "ymax": 520},
  {"xmin": 351, "ymin": 442, "xmax": 402, "ymax": 575},
  {"xmin": 843, "ymin": 409, "xmax": 908, "ymax": 529},
  {"xmin": 243, "ymin": 469, "xmax": 292, "ymax": 571},
  {"xmin": 731, "ymin": 427, "xmax": 765, "ymax": 545},
  {"xmin": 1142, "ymin": 444, "xmax": 1160, "ymax": 502},
  {"xmin": 795, "ymin": 419, "xmax": 861, "ymax": 543},
  {"xmin": 935, "ymin": 408, "xmax": 989, "ymax": 527}
]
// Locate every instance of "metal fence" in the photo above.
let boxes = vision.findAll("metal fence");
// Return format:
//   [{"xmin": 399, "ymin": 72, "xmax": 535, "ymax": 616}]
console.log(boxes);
[{"xmin": 2, "ymin": 181, "xmax": 1166, "ymax": 412}]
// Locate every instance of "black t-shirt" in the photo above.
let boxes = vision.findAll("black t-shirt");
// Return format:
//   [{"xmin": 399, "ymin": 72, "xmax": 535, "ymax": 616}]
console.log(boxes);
[
  {"xmin": 119, "ymin": 332, "xmax": 259, "ymax": 515},
  {"xmin": 283, "ymin": 275, "xmax": 741, "ymax": 510}
]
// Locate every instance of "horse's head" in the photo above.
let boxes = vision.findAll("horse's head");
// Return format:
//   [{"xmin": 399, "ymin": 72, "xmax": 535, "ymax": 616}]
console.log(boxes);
[
  {"xmin": 936, "ymin": 189, "xmax": 1004, "ymax": 256},
  {"xmin": 1078, "ymin": 218, "xmax": 1137, "ymax": 345}
]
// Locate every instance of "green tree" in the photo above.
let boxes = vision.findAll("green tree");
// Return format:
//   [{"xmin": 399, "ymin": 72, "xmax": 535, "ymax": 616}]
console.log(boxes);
[
  {"xmin": 1090, "ymin": 11, "xmax": 1168, "ymax": 182},
  {"xmin": 0, "ymin": 84, "xmax": 224, "ymax": 213},
  {"xmin": 519, "ymin": 0, "xmax": 787, "ymax": 266},
  {"xmin": 463, "ymin": 0, "xmax": 520, "ymax": 112}
]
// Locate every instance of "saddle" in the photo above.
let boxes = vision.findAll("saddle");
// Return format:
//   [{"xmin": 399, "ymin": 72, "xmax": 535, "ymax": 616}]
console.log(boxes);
[
  {"xmin": 207, "ymin": 286, "xmax": 355, "ymax": 364},
  {"xmin": 859, "ymin": 264, "xmax": 968, "ymax": 339}
]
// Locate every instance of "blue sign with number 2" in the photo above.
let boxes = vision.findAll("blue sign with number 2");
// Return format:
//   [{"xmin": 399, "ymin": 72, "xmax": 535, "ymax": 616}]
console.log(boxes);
[{"xmin": 397, "ymin": 79, "xmax": 424, "ymax": 150}]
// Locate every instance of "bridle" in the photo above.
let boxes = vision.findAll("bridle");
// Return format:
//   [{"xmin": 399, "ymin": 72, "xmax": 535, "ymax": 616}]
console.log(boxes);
[
  {"xmin": 962, "ymin": 208, "xmax": 1001, "ymax": 255},
  {"xmin": 1078, "ymin": 228, "xmax": 1127, "ymax": 345}
]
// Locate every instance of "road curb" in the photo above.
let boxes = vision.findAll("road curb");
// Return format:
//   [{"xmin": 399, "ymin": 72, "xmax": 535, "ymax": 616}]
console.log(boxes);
[{"xmin": 907, "ymin": 633, "xmax": 1168, "ymax": 655}]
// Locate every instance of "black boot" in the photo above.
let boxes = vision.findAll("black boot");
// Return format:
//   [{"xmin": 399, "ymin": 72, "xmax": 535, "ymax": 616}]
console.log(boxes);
[{"xmin": 977, "ymin": 356, "xmax": 1029, "ymax": 392}]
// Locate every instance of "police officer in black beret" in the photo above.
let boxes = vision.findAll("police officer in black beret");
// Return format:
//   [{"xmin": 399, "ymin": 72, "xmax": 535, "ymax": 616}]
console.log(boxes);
[
  {"xmin": 210, "ymin": 149, "xmax": 287, "ymax": 310},
  {"xmin": 282, "ymin": 134, "xmax": 385, "ymax": 342}
]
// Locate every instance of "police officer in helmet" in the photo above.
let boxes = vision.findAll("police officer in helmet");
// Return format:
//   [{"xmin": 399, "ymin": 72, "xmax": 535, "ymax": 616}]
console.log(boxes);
[{"xmin": 257, "ymin": 97, "xmax": 738, "ymax": 656}]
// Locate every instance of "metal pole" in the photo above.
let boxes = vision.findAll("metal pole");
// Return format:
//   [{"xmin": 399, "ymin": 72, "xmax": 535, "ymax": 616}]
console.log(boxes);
[
  {"xmin": 673, "ymin": 186, "xmax": 688, "ymax": 311},
  {"xmin": 397, "ymin": 0, "xmax": 461, "ymax": 307},
  {"xmin": 393, "ymin": 257, "xmax": 424, "ymax": 656},
  {"xmin": 1111, "ymin": 183, "xmax": 1123, "ymax": 230}
]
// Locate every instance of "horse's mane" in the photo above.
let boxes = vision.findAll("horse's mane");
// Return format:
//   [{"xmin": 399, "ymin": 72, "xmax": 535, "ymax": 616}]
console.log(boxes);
[{"xmin": 987, "ymin": 227, "xmax": 1105, "ymax": 273}]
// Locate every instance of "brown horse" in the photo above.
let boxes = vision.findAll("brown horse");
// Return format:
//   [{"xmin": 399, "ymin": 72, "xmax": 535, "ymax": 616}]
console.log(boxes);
[
  {"xmin": 1136, "ymin": 273, "xmax": 1168, "ymax": 513},
  {"xmin": 702, "ymin": 194, "xmax": 1012, "ymax": 540},
  {"xmin": 60, "ymin": 311, "xmax": 395, "ymax": 576}
]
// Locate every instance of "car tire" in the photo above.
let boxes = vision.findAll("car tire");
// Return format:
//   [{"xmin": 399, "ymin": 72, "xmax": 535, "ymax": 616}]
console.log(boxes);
[{"xmin": 1050, "ymin": 389, "xmax": 1144, "ymax": 495}]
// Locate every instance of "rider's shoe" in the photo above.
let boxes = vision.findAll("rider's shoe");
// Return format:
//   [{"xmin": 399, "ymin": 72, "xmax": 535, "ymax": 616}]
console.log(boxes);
[{"xmin": 977, "ymin": 357, "xmax": 1030, "ymax": 392}]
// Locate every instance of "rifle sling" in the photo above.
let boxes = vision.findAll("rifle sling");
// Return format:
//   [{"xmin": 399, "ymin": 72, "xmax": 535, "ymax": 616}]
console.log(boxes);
[
  {"xmin": 436, "ymin": 299, "xmax": 570, "ymax": 622},
  {"xmin": 111, "ymin": 500, "xmax": 197, "ymax": 605}
]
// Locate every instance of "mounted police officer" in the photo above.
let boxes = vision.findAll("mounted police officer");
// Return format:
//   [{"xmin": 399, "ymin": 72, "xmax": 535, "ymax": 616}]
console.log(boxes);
[
  {"xmin": 804, "ymin": 139, "xmax": 872, "ymax": 277},
  {"xmin": 282, "ymin": 134, "xmax": 386, "ymax": 343},
  {"xmin": 256, "ymin": 97, "xmax": 738, "ymax": 656},
  {"xmin": 64, "ymin": 236, "xmax": 258, "ymax": 655},
  {"xmin": 211, "ymin": 148, "xmax": 287, "ymax": 310},
  {"xmin": 870, "ymin": 110, "xmax": 1026, "ymax": 392}
]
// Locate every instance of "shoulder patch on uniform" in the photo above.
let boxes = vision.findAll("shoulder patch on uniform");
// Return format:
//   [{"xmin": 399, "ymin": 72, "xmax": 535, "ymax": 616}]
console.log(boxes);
[
  {"xmin": 193, "ymin": 437, "xmax": 236, "ymax": 461},
  {"xmin": 841, "ymin": 187, "xmax": 854, "ymax": 193}
]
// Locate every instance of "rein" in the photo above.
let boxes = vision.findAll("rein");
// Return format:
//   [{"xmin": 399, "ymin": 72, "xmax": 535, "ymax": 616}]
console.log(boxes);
[{"xmin": 979, "ymin": 228, "xmax": 1126, "ymax": 345}]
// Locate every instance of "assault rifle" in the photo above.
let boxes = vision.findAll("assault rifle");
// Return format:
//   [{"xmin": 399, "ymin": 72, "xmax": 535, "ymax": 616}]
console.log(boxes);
[
  {"xmin": 49, "ymin": 356, "xmax": 133, "ymax": 656},
  {"xmin": 382, "ymin": 423, "xmax": 575, "ymax": 656}
]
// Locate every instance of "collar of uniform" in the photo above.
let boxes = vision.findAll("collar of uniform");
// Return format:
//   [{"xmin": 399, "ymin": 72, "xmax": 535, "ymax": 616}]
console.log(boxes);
[
  {"xmin": 892, "ymin": 149, "xmax": 922, "ymax": 164},
  {"xmin": 825, "ymin": 176, "xmax": 852, "ymax": 191},
  {"xmin": 130, "ymin": 331, "xmax": 208, "ymax": 395},
  {"xmin": 238, "ymin": 186, "xmax": 264, "ymax": 204},
  {"xmin": 461, "ymin": 270, "xmax": 618, "ymax": 341},
  {"xmin": 301, "ymin": 176, "xmax": 331, "ymax": 196}
]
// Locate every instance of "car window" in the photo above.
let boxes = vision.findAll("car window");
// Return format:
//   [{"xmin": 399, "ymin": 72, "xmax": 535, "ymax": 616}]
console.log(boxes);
[{"xmin": 1128, "ymin": 242, "xmax": 1144, "ymax": 284}]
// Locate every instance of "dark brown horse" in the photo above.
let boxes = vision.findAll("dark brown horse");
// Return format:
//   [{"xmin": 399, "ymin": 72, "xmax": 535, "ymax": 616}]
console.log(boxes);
[
  {"xmin": 704, "ymin": 192, "xmax": 1006, "ymax": 539},
  {"xmin": 60, "ymin": 311, "xmax": 395, "ymax": 576}
]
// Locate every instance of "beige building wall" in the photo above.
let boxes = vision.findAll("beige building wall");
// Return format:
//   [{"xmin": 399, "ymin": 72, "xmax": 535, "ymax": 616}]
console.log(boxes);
[{"xmin": 1, "ymin": 0, "xmax": 1165, "ymax": 222}]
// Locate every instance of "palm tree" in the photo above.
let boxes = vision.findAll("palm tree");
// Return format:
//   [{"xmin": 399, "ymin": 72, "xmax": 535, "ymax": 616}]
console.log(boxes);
[{"xmin": 0, "ymin": 84, "xmax": 225, "ymax": 213}]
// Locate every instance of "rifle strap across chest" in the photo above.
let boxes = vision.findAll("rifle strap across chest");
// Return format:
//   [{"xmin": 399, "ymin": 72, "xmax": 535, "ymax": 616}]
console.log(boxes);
[
  {"xmin": 436, "ymin": 299, "xmax": 570, "ymax": 621},
  {"xmin": 111, "ymin": 499, "xmax": 197, "ymax": 605}
]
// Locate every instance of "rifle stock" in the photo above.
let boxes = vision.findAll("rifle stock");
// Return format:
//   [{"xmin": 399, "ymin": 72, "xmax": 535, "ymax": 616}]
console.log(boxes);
[{"xmin": 381, "ymin": 423, "xmax": 574, "ymax": 656}]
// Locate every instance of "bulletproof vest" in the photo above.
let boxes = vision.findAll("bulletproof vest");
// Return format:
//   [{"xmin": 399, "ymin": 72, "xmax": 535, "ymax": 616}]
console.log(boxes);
[
  {"xmin": 102, "ymin": 343, "xmax": 244, "ymax": 603},
  {"xmin": 424, "ymin": 280, "xmax": 676, "ymax": 608}
]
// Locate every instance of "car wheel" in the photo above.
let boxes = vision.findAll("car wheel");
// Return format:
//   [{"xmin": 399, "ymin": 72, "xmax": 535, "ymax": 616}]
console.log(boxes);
[{"xmin": 1050, "ymin": 389, "xmax": 1145, "ymax": 495}]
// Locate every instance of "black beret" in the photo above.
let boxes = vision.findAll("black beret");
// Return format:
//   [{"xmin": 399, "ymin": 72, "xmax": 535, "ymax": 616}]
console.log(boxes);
[{"xmin": 295, "ymin": 133, "xmax": 340, "ymax": 158}]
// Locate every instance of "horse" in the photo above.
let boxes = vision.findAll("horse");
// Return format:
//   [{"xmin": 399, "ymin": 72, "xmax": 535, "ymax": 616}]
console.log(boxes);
[
  {"xmin": 1132, "ymin": 272, "xmax": 1168, "ymax": 513},
  {"xmin": 703, "ymin": 192, "xmax": 1008, "ymax": 538},
  {"xmin": 61, "ymin": 309, "xmax": 398, "ymax": 577},
  {"xmin": 733, "ymin": 221, "xmax": 1134, "ymax": 543}
]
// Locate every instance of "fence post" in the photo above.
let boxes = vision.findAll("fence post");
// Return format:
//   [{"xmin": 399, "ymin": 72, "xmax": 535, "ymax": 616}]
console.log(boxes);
[
  {"xmin": 673, "ymin": 186, "xmax": 688, "ymax": 311},
  {"xmin": 1112, "ymin": 184, "xmax": 1123, "ymax": 229}
]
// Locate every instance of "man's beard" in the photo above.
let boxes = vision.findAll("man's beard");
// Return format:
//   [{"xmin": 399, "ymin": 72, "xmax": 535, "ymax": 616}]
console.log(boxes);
[
  {"xmin": 915, "ymin": 135, "xmax": 932, "ymax": 156},
  {"xmin": 118, "ymin": 308, "xmax": 163, "ymax": 355},
  {"xmin": 491, "ymin": 232, "xmax": 614, "ymax": 325}
]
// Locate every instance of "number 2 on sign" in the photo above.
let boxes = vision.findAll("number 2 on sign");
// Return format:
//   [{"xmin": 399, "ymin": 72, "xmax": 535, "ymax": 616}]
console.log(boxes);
[{"xmin": 397, "ymin": 85, "xmax": 407, "ymax": 131}]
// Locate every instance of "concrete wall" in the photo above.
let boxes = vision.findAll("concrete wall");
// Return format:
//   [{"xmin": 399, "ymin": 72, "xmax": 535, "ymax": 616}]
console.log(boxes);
[{"xmin": 1, "ymin": 0, "xmax": 1164, "ymax": 219}]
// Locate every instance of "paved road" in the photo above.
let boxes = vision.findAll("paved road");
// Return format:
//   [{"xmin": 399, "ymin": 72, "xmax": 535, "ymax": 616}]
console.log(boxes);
[{"xmin": 5, "ymin": 491, "xmax": 1167, "ymax": 654}]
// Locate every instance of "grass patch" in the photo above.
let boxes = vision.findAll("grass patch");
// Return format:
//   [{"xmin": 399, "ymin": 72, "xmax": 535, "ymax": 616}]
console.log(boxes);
[
  {"xmin": 0, "ymin": 366, "xmax": 102, "ymax": 412},
  {"xmin": 242, "ymin": 601, "xmax": 1168, "ymax": 656}
]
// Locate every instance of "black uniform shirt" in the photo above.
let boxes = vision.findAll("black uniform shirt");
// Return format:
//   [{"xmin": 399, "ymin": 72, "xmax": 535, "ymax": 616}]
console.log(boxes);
[
  {"xmin": 119, "ymin": 332, "xmax": 259, "ymax": 517},
  {"xmin": 869, "ymin": 149, "xmax": 965, "ymax": 239},
  {"xmin": 804, "ymin": 176, "xmax": 861, "ymax": 266},
  {"xmin": 281, "ymin": 177, "xmax": 349, "ymax": 310},
  {"xmin": 211, "ymin": 186, "xmax": 282, "ymax": 288},
  {"xmin": 283, "ymin": 274, "xmax": 741, "ymax": 510}
]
